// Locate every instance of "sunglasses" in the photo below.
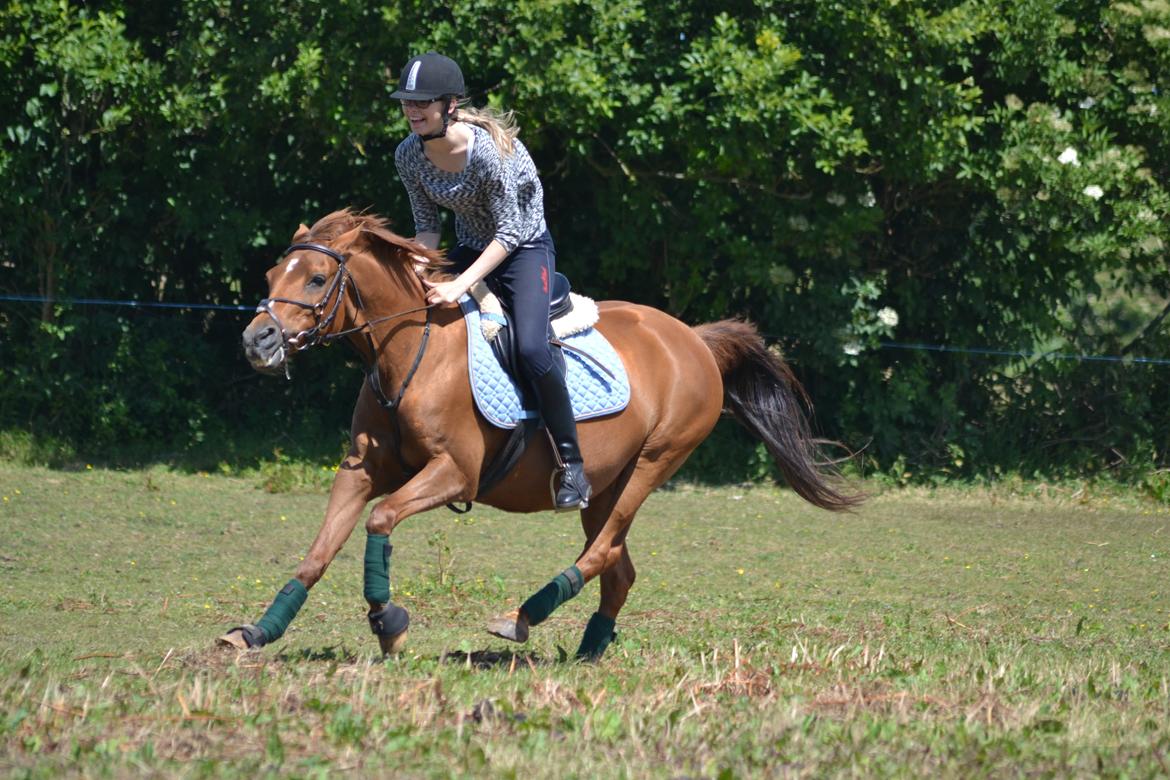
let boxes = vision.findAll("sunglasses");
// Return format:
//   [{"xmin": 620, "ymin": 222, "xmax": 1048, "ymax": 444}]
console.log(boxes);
[{"xmin": 400, "ymin": 98, "xmax": 441, "ymax": 109}]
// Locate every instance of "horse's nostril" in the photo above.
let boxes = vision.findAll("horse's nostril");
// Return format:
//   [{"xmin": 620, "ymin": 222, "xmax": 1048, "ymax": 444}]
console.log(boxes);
[
  {"xmin": 251, "ymin": 326, "xmax": 276, "ymax": 346},
  {"xmin": 244, "ymin": 324, "xmax": 278, "ymax": 350}
]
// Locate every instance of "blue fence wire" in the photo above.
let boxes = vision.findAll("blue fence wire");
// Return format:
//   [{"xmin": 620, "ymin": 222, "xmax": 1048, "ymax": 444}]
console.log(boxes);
[
  {"xmin": 0, "ymin": 293, "xmax": 253, "ymax": 313},
  {"xmin": 3, "ymin": 293, "xmax": 1166, "ymax": 366},
  {"xmin": 878, "ymin": 341, "xmax": 1170, "ymax": 367}
]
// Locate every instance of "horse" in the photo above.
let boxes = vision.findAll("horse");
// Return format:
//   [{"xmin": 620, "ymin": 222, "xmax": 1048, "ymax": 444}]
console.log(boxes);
[{"xmin": 220, "ymin": 209, "xmax": 861, "ymax": 660}]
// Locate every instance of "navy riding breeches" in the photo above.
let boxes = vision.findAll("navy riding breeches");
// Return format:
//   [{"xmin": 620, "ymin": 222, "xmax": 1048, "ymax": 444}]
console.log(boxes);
[{"xmin": 448, "ymin": 230, "xmax": 558, "ymax": 383}]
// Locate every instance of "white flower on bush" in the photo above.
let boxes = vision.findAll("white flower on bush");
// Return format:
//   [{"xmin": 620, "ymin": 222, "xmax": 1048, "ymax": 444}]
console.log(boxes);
[
  {"xmin": 787, "ymin": 215, "xmax": 810, "ymax": 232},
  {"xmin": 1058, "ymin": 147, "xmax": 1080, "ymax": 166},
  {"xmin": 842, "ymin": 342, "xmax": 862, "ymax": 356},
  {"xmin": 877, "ymin": 307, "xmax": 899, "ymax": 328},
  {"xmin": 1083, "ymin": 184, "xmax": 1104, "ymax": 199},
  {"xmin": 858, "ymin": 190, "xmax": 877, "ymax": 208},
  {"xmin": 826, "ymin": 192, "xmax": 846, "ymax": 207},
  {"xmin": 1079, "ymin": 97, "xmax": 1096, "ymax": 109}
]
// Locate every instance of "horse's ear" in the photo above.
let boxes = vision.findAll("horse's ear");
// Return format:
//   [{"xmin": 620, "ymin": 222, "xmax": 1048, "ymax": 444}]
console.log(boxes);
[
  {"xmin": 330, "ymin": 226, "xmax": 364, "ymax": 255},
  {"xmin": 291, "ymin": 223, "xmax": 310, "ymax": 242}
]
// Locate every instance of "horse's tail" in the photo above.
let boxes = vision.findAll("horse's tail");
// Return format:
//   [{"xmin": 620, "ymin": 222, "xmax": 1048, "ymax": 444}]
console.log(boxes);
[{"xmin": 694, "ymin": 319, "xmax": 864, "ymax": 512}]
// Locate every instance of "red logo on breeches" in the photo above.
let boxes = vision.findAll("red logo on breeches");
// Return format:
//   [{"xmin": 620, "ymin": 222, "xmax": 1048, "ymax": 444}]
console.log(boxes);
[{"xmin": 540, "ymin": 266, "xmax": 549, "ymax": 294}]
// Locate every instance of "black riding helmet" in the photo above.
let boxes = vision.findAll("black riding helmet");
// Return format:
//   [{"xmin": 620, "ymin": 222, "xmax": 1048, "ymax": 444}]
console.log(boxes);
[
  {"xmin": 392, "ymin": 52, "xmax": 465, "ymax": 141},
  {"xmin": 390, "ymin": 52, "xmax": 465, "ymax": 101}
]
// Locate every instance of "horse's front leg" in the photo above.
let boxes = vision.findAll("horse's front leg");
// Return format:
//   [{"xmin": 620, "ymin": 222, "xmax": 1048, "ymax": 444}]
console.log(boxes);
[
  {"xmin": 217, "ymin": 459, "xmax": 379, "ymax": 650},
  {"xmin": 362, "ymin": 454, "xmax": 469, "ymax": 655}
]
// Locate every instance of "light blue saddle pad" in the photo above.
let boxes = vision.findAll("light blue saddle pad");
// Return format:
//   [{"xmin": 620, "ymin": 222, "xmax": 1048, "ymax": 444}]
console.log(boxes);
[{"xmin": 459, "ymin": 296, "xmax": 630, "ymax": 430}]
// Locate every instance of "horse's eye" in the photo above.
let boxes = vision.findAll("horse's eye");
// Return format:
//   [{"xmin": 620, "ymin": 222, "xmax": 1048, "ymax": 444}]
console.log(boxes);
[{"xmin": 309, "ymin": 274, "xmax": 327, "ymax": 287}]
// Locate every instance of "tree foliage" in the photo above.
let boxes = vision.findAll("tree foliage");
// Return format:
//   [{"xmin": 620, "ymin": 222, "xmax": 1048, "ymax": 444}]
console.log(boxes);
[{"xmin": 1, "ymin": 0, "xmax": 1166, "ymax": 478}]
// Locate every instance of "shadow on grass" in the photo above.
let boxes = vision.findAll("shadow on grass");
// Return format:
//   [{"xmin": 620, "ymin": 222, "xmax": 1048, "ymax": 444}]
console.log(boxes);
[
  {"xmin": 194, "ymin": 644, "xmax": 557, "ymax": 670},
  {"xmin": 440, "ymin": 649, "xmax": 552, "ymax": 669},
  {"xmin": 276, "ymin": 645, "xmax": 360, "ymax": 663}
]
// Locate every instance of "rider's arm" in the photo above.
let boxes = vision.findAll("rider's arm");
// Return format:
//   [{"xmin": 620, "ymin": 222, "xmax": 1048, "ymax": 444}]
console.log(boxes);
[
  {"xmin": 395, "ymin": 139, "xmax": 442, "ymax": 239},
  {"xmin": 422, "ymin": 239, "xmax": 509, "ymax": 304},
  {"xmin": 448, "ymin": 240, "xmax": 509, "ymax": 289}
]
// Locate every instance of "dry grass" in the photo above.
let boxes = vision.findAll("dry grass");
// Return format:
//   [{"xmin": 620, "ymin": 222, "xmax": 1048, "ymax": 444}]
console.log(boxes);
[{"xmin": 2, "ymin": 462, "xmax": 1170, "ymax": 776}]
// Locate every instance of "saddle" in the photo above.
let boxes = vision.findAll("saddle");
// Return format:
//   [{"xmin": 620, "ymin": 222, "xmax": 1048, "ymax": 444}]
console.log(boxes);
[
  {"xmin": 472, "ymin": 271, "xmax": 575, "ymax": 390},
  {"xmin": 455, "ymin": 274, "xmax": 629, "ymax": 504}
]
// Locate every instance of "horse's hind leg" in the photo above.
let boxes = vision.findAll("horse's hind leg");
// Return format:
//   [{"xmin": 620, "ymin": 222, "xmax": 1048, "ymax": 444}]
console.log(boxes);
[
  {"xmin": 484, "ymin": 471, "xmax": 627, "ymax": 645},
  {"xmin": 486, "ymin": 453, "xmax": 663, "ymax": 661},
  {"xmin": 579, "ymin": 536, "xmax": 635, "ymax": 661}
]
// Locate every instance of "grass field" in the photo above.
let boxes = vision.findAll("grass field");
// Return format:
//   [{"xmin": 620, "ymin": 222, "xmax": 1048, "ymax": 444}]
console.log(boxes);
[{"xmin": 2, "ymin": 461, "xmax": 1169, "ymax": 777}]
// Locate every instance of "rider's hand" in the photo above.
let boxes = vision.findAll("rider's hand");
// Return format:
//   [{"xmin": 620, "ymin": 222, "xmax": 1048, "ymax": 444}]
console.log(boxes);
[{"xmin": 422, "ymin": 278, "xmax": 469, "ymax": 306}]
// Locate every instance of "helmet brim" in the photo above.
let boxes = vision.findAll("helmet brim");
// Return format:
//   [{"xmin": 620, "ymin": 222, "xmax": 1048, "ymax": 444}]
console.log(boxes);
[{"xmin": 390, "ymin": 89, "xmax": 452, "ymax": 101}]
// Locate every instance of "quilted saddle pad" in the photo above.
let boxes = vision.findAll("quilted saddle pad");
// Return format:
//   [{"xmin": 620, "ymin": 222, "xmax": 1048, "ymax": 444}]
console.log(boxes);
[{"xmin": 459, "ymin": 297, "xmax": 631, "ymax": 430}]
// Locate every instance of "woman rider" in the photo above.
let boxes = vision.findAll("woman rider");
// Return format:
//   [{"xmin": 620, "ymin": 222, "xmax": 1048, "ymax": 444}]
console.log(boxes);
[{"xmin": 392, "ymin": 52, "xmax": 591, "ymax": 511}]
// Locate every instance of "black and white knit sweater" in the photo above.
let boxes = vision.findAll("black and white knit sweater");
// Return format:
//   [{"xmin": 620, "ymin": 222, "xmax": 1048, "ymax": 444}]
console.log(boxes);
[{"xmin": 394, "ymin": 124, "xmax": 547, "ymax": 252}]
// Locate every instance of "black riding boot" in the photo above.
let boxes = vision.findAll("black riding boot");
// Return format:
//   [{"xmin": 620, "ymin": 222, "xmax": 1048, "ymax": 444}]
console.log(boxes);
[{"xmin": 534, "ymin": 369, "xmax": 592, "ymax": 511}]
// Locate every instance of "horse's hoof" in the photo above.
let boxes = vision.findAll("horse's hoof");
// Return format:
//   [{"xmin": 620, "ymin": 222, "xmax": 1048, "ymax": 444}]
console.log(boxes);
[
  {"xmin": 486, "ymin": 609, "xmax": 529, "ymax": 643},
  {"xmin": 377, "ymin": 629, "xmax": 408, "ymax": 656},
  {"xmin": 216, "ymin": 629, "xmax": 249, "ymax": 650}
]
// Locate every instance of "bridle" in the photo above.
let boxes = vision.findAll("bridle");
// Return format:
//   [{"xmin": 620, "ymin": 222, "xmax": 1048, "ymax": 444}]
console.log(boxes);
[
  {"xmin": 256, "ymin": 241, "xmax": 434, "ymax": 358},
  {"xmin": 256, "ymin": 242, "xmax": 353, "ymax": 353},
  {"xmin": 255, "ymin": 239, "xmax": 439, "ymax": 483}
]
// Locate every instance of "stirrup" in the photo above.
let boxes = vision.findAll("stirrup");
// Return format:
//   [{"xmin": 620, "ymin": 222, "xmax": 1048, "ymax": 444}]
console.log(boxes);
[{"xmin": 552, "ymin": 463, "xmax": 591, "ymax": 512}]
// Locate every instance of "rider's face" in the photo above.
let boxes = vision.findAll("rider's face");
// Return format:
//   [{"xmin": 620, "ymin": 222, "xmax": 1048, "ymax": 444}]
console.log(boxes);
[{"xmin": 401, "ymin": 98, "xmax": 448, "ymax": 136}]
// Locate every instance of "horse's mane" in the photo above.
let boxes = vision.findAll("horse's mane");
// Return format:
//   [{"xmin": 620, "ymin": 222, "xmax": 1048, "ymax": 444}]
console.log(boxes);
[{"xmin": 306, "ymin": 208, "xmax": 448, "ymax": 274}]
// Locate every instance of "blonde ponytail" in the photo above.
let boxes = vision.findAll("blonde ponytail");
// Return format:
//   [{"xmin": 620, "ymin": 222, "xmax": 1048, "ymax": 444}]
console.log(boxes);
[{"xmin": 453, "ymin": 102, "xmax": 520, "ymax": 157}]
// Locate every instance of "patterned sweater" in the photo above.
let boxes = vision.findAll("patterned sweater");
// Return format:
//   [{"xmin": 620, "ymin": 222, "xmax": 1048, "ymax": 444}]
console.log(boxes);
[{"xmin": 394, "ymin": 124, "xmax": 546, "ymax": 253}]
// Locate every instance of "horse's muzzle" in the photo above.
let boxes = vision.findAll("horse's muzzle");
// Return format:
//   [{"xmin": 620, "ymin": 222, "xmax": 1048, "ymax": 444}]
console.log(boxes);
[{"xmin": 242, "ymin": 319, "xmax": 288, "ymax": 375}]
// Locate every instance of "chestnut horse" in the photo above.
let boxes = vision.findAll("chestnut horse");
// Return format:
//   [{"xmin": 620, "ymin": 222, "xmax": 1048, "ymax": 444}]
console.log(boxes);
[{"xmin": 221, "ymin": 210, "xmax": 859, "ymax": 660}]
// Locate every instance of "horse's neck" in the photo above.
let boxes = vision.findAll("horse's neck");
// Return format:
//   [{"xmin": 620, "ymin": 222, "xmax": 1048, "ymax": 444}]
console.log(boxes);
[{"xmin": 345, "ymin": 251, "xmax": 461, "ymax": 394}]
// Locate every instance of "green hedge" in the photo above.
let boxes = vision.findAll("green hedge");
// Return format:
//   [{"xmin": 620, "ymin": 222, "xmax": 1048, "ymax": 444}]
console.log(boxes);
[{"xmin": 1, "ymin": 0, "xmax": 1167, "ymax": 479}]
